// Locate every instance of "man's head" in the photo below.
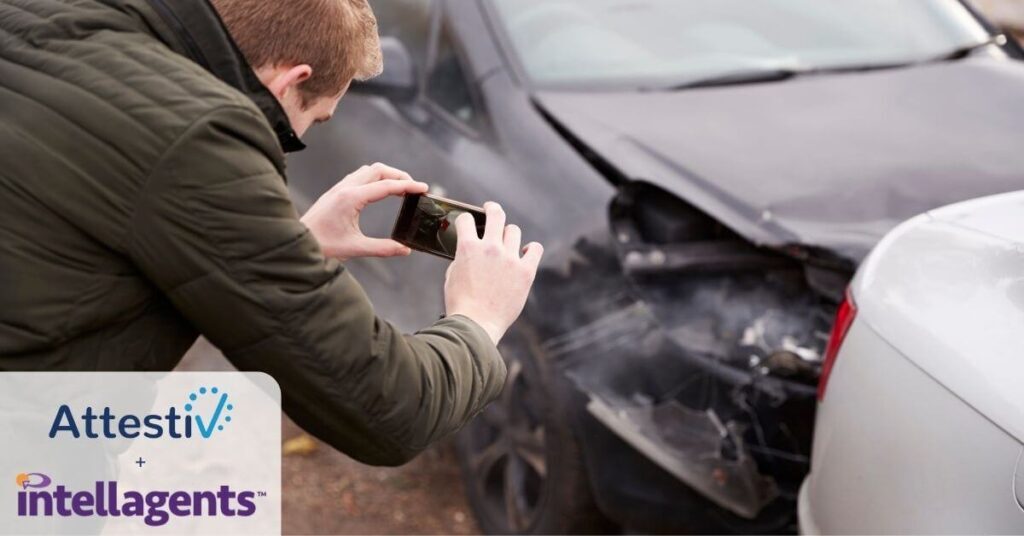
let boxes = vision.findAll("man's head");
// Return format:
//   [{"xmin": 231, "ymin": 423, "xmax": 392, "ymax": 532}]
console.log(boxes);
[{"xmin": 210, "ymin": 0, "xmax": 383, "ymax": 137}]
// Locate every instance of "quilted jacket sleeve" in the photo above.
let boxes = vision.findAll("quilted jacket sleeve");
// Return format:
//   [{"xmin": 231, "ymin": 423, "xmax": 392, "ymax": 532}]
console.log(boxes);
[{"xmin": 126, "ymin": 105, "xmax": 507, "ymax": 465}]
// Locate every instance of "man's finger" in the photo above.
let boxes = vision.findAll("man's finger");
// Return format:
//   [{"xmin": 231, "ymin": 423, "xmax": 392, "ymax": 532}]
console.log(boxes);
[
  {"xmin": 482, "ymin": 202, "xmax": 506, "ymax": 243},
  {"xmin": 355, "ymin": 179, "xmax": 428, "ymax": 206},
  {"xmin": 346, "ymin": 162, "xmax": 415, "ymax": 187},
  {"xmin": 503, "ymin": 225, "xmax": 522, "ymax": 256},
  {"xmin": 522, "ymin": 242, "xmax": 544, "ymax": 271},
  {"xmin": 454, "ymin": 212, "xmax": 479, "ymax": 247}
]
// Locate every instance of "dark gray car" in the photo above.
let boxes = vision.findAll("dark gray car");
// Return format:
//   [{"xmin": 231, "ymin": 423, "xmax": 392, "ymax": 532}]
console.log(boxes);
[{"xmin": 287, "ymin": 1, "xmax": 1024, "ymax": 532}]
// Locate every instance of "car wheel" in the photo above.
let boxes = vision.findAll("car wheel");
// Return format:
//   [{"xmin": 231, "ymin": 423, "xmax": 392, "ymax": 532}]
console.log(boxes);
[{"xmin": 455, "ymin": 324, "xmax": 615, "ymax": 534}]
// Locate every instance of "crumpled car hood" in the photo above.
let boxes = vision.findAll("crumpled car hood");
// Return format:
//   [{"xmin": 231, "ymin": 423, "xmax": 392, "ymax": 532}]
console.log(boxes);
[{"xmin": 535, "ymin": 57, "xmax": 1024, "ymax": 263}]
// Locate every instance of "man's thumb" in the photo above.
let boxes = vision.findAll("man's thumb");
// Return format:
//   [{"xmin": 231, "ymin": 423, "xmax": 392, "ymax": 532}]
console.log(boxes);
[{"xmin": 356, "ymin": 237, "xmax": 413, "ymax": 258}]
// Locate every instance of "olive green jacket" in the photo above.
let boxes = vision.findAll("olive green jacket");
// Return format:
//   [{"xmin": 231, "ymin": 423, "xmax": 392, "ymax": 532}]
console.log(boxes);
[{"xmin": 0, "ymin": 0, "xmax": 506, "ymax": 465}]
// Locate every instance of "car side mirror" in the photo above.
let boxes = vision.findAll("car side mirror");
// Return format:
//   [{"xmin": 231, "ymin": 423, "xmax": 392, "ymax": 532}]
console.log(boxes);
[{"xmin": 350, "ymin": 36, "xmax": 418, "ymax": 102}]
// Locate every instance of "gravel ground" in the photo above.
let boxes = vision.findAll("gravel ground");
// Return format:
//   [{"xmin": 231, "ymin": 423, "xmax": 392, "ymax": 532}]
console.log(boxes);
[{"xmin": 176, "ymin": 338, "xmax": 480, "ymax": 535}]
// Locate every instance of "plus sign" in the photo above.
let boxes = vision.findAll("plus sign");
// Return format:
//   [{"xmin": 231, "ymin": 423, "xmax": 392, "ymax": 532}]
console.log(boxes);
[{"xmin": 135, "ymin": 457, "xmax": 146, "ymax": 468}]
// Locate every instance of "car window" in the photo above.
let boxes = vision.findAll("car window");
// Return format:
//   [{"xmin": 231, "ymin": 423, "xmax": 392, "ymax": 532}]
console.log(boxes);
[
  {"xmin": 371, "ymin": 0, "xmax": 433, "ymax": 70},
  {"xmin": 491, "ymin": 0, "xmax": 992, "ymax": 90},
  {"xmin": 426, "ymin": 21, "xmax": 477, "ymax": 126}
]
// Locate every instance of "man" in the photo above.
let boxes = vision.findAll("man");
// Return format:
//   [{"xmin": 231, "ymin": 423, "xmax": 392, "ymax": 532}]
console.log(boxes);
[{"xmin": 0, "ymin": 0, "xmax": 542, "ymax": 465}]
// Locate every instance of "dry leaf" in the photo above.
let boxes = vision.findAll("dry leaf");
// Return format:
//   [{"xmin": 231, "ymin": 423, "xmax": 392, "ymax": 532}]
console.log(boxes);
[{"xmin": 282, "ymin": 434, "xmax": 318, "ymax": 456}]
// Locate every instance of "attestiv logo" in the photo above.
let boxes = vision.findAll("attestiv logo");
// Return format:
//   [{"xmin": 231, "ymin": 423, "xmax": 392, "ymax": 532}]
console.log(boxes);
[
  {"xmin": 48, "ymin": 385, "xmax": 235, "ymax": 440},
  {"xmin": 15, "ymin": 473, "xmax": 260, "ymax": 527}
]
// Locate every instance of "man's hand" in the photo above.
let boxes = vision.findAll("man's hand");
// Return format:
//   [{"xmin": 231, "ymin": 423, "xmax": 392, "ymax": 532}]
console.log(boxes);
[
  {"xmin": 302, "ymin": 163, "xmax": 428, "ymax": 261},
  {"xmin": 444, "ymin": 202, "xmax": 544, "ymax": 345}
]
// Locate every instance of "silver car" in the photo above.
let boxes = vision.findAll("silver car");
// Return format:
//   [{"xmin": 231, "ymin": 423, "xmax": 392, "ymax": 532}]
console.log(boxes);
[{"xmin": 799, "ymin": 191, "xmax": 1024, "ymax": 534}]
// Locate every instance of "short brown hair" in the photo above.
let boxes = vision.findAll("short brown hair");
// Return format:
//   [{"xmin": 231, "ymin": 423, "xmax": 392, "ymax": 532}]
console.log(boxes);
[{"xmin": 211, "ymin": 0, "xmax": 383, "ymax": 104}]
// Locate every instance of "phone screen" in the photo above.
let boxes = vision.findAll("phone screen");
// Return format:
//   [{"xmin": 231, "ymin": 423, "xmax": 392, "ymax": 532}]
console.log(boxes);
[{"xmin": 391, "ymin": 194, "xmax": 487, "ymax": 259}]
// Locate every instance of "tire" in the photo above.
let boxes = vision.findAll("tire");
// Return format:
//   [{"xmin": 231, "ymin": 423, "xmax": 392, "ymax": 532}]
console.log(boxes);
[{"xmin": 455, "ymin": 324, "xmax": 615, "ymax": 534}]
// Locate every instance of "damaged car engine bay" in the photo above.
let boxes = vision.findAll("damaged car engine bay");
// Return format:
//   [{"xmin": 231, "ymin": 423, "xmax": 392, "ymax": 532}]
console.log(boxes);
[{"xmin": 532, "ymin": 181, "xmax": 849, "ymax": 528}]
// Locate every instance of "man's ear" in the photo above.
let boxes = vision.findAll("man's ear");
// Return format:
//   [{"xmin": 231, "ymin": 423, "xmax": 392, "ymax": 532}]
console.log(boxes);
[{"xmin": 262, "ymin": 65, "xmax": 313, "ymax": 101}]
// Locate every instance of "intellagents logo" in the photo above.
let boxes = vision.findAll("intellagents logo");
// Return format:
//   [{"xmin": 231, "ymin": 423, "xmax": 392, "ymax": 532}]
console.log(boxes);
[
  {"xmin": 49, "ymin": 386, "xmax": 235, "ymax": 440},
  {"xmin": 16, "ymin": 473, "xmax": 51, "ymax": 490},
  {"xmin": 15, "ymin": 473, "xmax": 259, "ymax": 527}
]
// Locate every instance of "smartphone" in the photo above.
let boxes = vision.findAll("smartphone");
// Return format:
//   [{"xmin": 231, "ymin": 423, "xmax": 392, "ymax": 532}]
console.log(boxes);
[{"xmin": 391, "ymin": 193, "xmax": 487, "ymax": 260}]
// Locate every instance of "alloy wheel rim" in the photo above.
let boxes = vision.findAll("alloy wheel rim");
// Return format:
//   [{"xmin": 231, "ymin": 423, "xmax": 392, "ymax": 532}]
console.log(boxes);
[{"xmin": 467, "ymin": 357, "xmax": 548, "ymax": 532}]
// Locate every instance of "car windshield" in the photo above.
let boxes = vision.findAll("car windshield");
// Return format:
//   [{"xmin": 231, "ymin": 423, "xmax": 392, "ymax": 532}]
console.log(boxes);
[{"xmin": 490, "ymin": 0, "xmax": 993, "ymax": 90}]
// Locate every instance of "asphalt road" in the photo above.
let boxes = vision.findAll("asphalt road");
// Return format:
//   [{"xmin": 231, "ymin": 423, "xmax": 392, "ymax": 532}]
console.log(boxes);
[{"xmin": 176, "ymin": 338, "xmax": 479, "ymax": 535}]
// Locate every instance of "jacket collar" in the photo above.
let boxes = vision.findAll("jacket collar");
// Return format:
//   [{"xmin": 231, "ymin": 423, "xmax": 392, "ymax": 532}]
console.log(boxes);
[{"xmin": 137, "ymin": 0, "xmax": 306, "ymax": 153}]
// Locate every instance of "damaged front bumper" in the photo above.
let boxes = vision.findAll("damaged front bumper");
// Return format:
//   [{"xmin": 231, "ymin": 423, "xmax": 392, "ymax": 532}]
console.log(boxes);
[
  {"xmin": 585, "ymin": 394, "xmax": 777, "ymax": 519},
  {"xmin": 546, "ymin": 295, "xmax": 819, "ymax": 523}
]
